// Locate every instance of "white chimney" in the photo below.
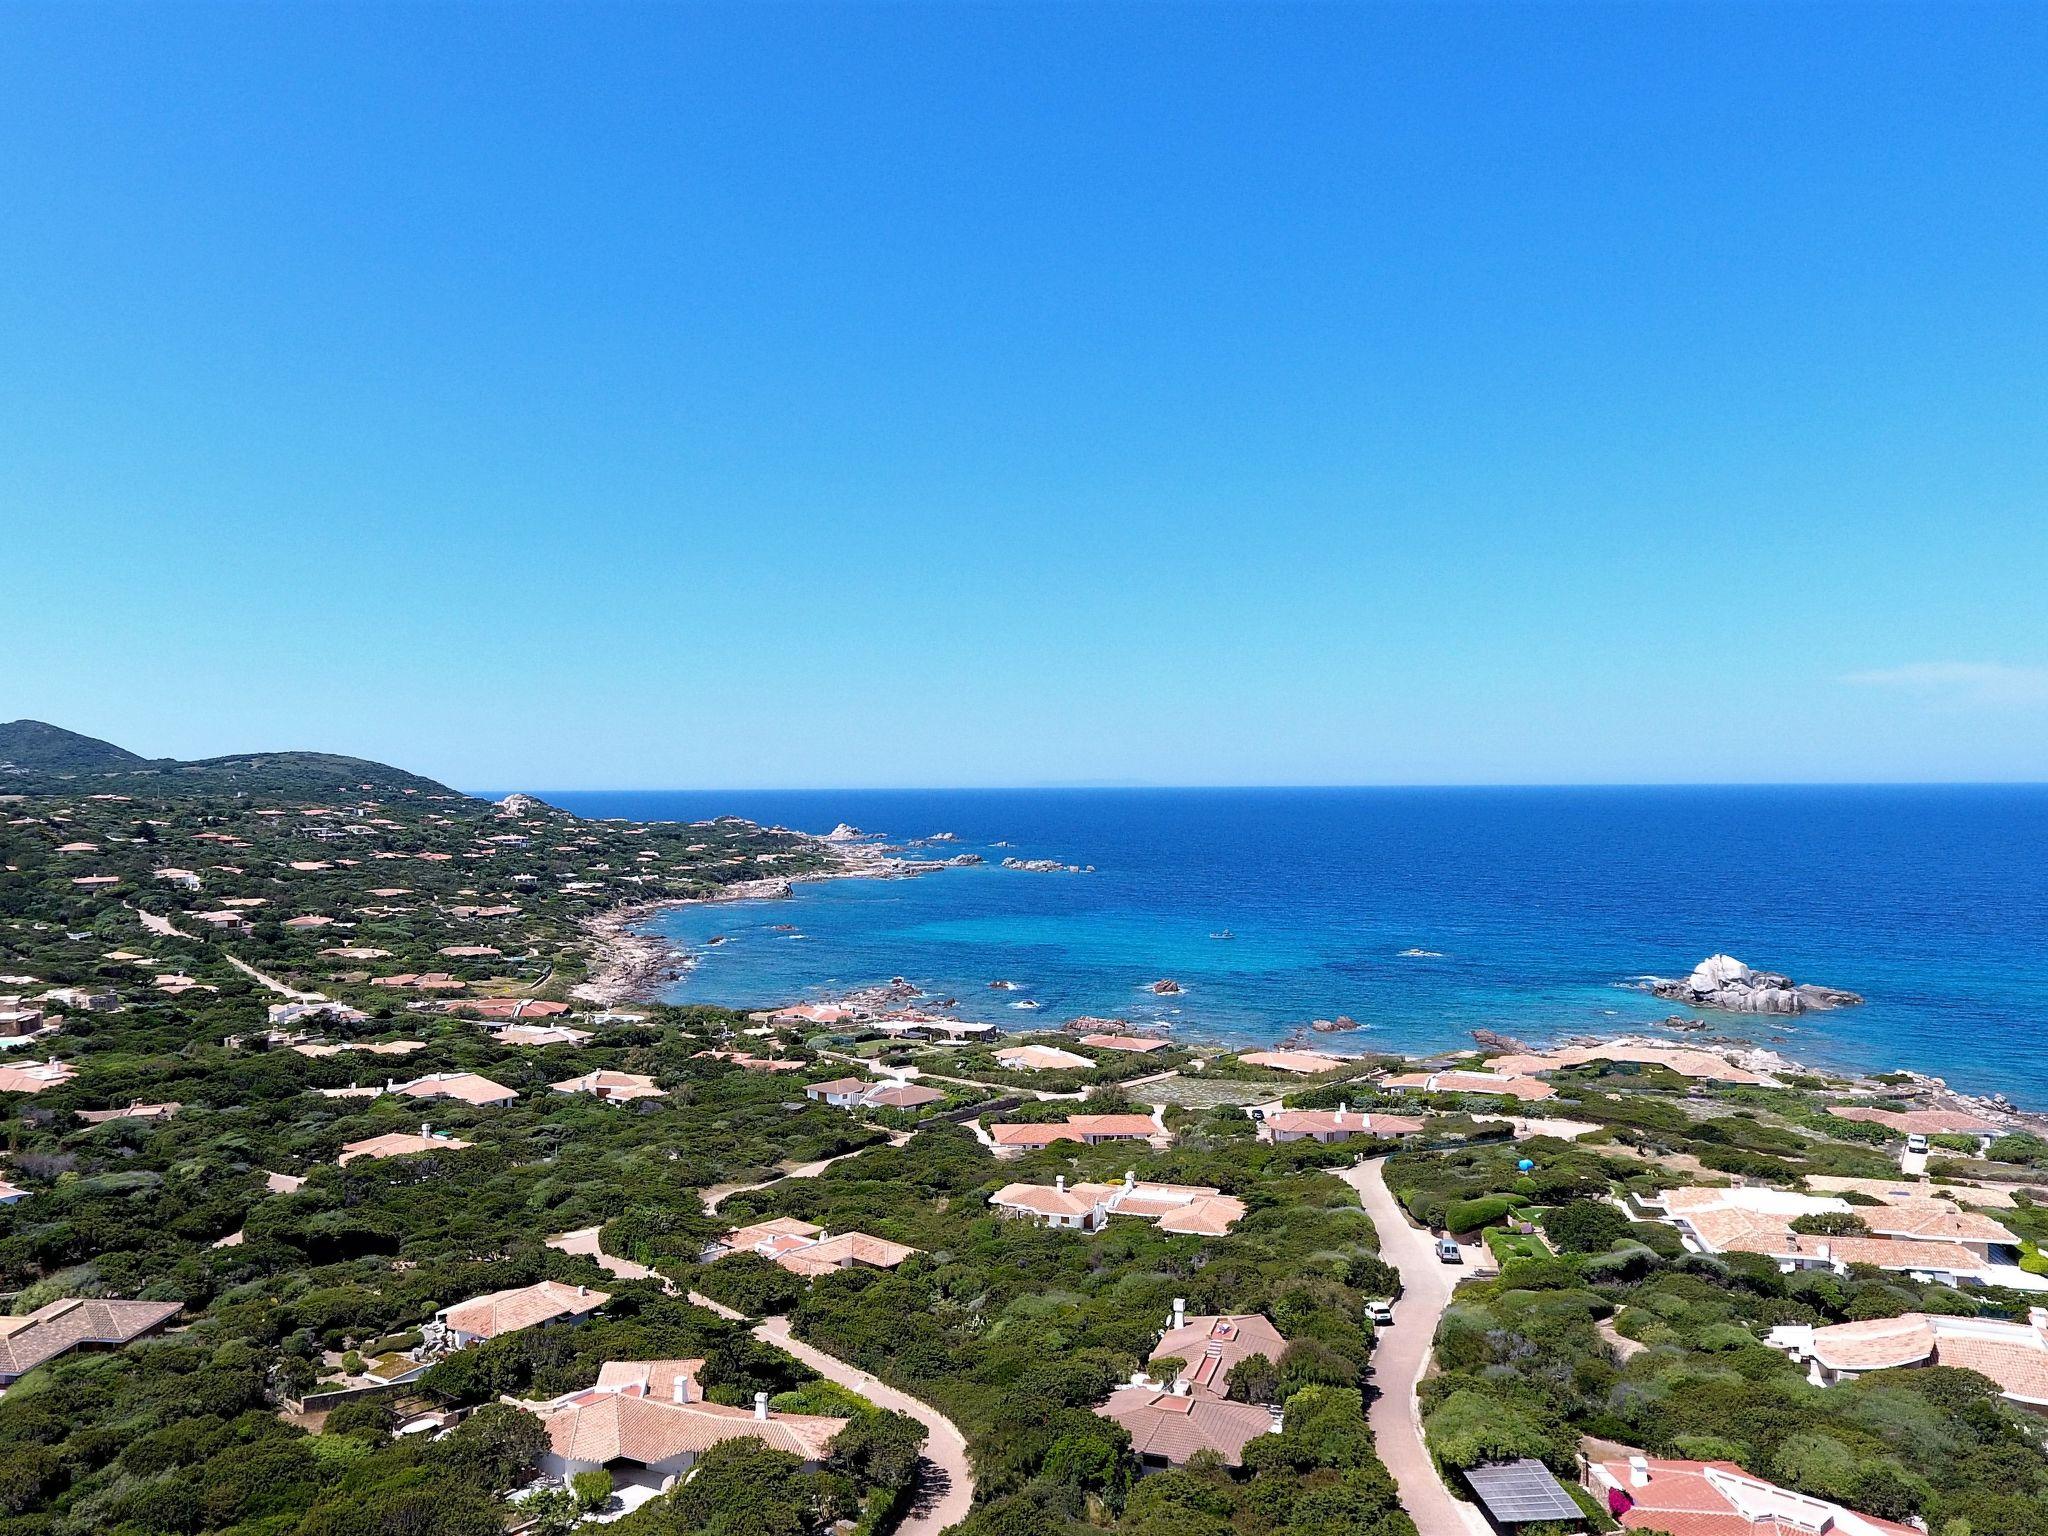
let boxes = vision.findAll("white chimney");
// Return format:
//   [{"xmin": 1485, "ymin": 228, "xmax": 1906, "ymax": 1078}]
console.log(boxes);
[
  {"xmin": 1340, "ymin": 1101, "xmax": 1349, "ymax": 1121},
  {"xmin": 754, "ymin": 1391, "xmax": 769, "ymax": 1422},
  {"xmin": 1172, "ymin": 1297, "xmax": 1186, "ymax": 1330},
  {"xmin": 1172, "ymin": 1379, "xmax": 1189, "ymax": 1396},
  {"xmin": 1629, "ymin": 1455, "xmax": 1651, "ymax": 1488},
  {"xmin": 673, "ymin": 1371, "xmax": 689, "ymax": 1403},
  {"xmin": 420, "ymin": 1122, "xmax": 432, "ymax": 1138},
  {"xmin": 1817, "ymin": 1242, "xmax": 1831, "ymax": 1263},
  {"xmin": 1124, "ymin": 1168, "xmax": 1136, "ymax": 1190},
  {"xmin": 1055, "ymin": 1175, "xmax": 1066, "ymax": 1194},
  {"xmin": 577, "ymin": 1284, "xmax": 588, "ymax": 1298}
]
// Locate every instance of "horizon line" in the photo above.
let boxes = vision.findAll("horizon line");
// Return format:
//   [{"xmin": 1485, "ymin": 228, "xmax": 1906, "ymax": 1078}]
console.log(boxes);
[{"xmin": 470, "ymin": 779, "xmax": 2048, "ymax": 795}]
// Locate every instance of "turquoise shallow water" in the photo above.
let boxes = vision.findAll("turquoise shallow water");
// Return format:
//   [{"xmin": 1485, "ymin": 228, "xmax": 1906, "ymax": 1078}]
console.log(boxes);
[{"xmin": 535, "ymin": 787, "xmax": 2048, "ymax": 1104}]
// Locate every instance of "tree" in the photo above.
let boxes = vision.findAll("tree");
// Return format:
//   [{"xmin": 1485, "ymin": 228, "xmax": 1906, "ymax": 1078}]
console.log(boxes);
[
  {"xmin": 571, "ymin": 1468, "xmax": 614, "ymax": 1512},
  {"xmin": 1789, "ymin": 1212, "xmax": 1871, "ymax": 1237},
  {"xmin": 1225, "ymin": 1351, "xmax": 1281, "ymax": 1404},
  {"xmin": 1540, "ymin": 1201, "xmax": 1633, "ymax": 1254},
  {"xmin": 430, "ymin": 1402, "xmax": 549, "ymax": 1493}
]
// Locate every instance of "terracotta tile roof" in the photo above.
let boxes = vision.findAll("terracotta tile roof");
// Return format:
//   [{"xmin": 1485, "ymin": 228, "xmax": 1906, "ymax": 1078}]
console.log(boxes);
[
  {"xmin": 440, "ymin": 1279, "xmax": 608, "ymax": 1340},
  {"xmin": 989, "ymin": 1177, "xmax": 1244, "ymax": 1234},
  {"xmin": 552, "ymin": 1070, "xmax": 663, "ymax": 1100},
  {"xmin": 995, "ymin": 1045, "xmax": 1094, "ymax": 1071},
  {"xmin": 989, "ymin": 1181, "xmax": 1097, "ymax": 1219},
  {"xmin": 860, "ymin": 1082, "xmax": 947, "ymax": 1109},
  {"xmin": 1830, "ymin": 1105, "xmax": 2003, "ymax": 1136},
  {"xmin": 392, "ymin": 1072, "xmax": 519, "ymax": 1106},
  {"xmin": 1863, "ymin": 1202, "xmax": 2016, "ymax": 1246},
  {"xmin": 594, "ymin": 1357, "xmax": 706, "ymax": 1400},
  {"xmin": 0, "ymin": 1061, "xmax": 77, "ymax": 1095},
  {"xmin": 780, "ymin": 1232, "xmax": 919, "ymax": 1274},
  {"xmin": 493, "ymin": 1024, "xmax": 592, "ymax": 1047},
  {"xmin": 1078, "ymin": 1033, "xmax": 1171, "ymax": 1053},
  {"xmin": 1262, "ymin": 1108, "xmax": 1425, "ymax": 1137},
  {"xmin": 527, "ymin": 1383, "xmax": 844, "ymax": 1465},
  {"xmin": 1591, "ymin": 1457, "xmax": 1919, "ymax": 1536},
  {"xmin": 722, "ymin": 1217, "xmax": 826, "ymax": 1252},
  {"xmin": 0, "ymin": 1297, "xmax": 182, "ymax": 1378},
  {"xmin": 1679, "ymin": 1207, "xmax": 1984, "ymax": 1275},
  {"xmin": 1152, "ymin": 1313, "xmax": 1290, "ymax": 1397},
  {"xmin": 989, "ymin": 1113, "xmax": 1159, "ymax": 1146},
  {"xmin": 1238, "ymin": 1049, "xmax": 1351, "ymax": 1074},
  {"xmin": 1800, "ymin": 1313, "xmax": 2048, "ymax": 1403},
  {"xmin": 337, "ymin": 1130, "xmax": 473, "ymax": 1165},
  {"xmin": 76, "ymin": 1101, "xmax": 181, "ymax": 1125},
  {"xmin": 803, "ymin": 1077, "xmax": 869, "ymax": 1097},
  {"xmin": 1095, "ymin": 1387, "xmax": 1276, "ymax": 1465}
]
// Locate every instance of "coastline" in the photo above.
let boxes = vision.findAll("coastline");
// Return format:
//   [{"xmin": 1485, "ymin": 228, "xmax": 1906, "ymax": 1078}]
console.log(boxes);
[
  {"xmin": 567, "ymin": 816, "xmax": 2047, "ymax": 1120},
  {"xmin": 570, "ymin": 832, "xmax": 972, "ymax": 1006}
]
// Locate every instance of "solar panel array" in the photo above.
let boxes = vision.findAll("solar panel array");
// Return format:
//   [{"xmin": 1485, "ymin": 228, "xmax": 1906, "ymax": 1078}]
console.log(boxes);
[{"xmin": 1463, "ymin": 1458, "xmax": 1585, "ymax": 1524}]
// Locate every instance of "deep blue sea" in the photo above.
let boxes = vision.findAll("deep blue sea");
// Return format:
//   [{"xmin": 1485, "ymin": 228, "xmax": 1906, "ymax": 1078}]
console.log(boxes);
[{"xmin": 531, "ymin": 788, "xmax": 2048, "ymax": 1104}]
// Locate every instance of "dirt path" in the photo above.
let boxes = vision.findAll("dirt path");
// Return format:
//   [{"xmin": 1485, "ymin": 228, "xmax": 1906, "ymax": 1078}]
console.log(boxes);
[
  {"xmin": 1340, "ymin": 1156, "xmax": 1492, "ymax": 1536},
  {"xmin": 222, "ymin": 954, "xmax": 326, "ymax": 1002},
  {"xmin": 546, "ymin": 1226, "xmax": 660, "ymax": 1283},
  {"xmin": 701, "ymin": 1130, "xmax": 910, "ymax": 1214},
  {"xmin": 133, "ymin": 907, "xmax": 189, "ymax": 939},
  {"xmin": 753, "ymin": 1314, "xmax": 974, "ymax": 1536}
]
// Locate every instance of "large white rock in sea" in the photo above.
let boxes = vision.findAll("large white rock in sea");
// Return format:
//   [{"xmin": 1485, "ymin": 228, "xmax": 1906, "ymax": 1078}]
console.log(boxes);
[{"xmin": 1649, "ymin": 954, "xmax": 1863, "ymax": 1015}]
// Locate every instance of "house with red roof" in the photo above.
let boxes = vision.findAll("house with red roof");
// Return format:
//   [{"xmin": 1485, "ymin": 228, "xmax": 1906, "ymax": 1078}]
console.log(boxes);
[
  {"xmin": 430, "ymin": 1279, "xmax": 609, "ymax": 1350},
  {"xmin": 1095, "ymin": 1381, "xmax": 1279, "ymax": 1469},
  {"xmin": 514, "ymin": 1358, "xmax": 846, "ymax": 1503},
  {"xmin": 986, "ymin": 1112, "xmax": 1165, "ymax": 1156},
  {"xmin": 1586, "ymin": 1455, "xmax": 1919, "ymax": 1536}
]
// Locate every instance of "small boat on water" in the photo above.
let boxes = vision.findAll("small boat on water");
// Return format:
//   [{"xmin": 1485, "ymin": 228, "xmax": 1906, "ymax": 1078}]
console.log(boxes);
[{"xmin": 1209, "ymin": 930, "xmax": 1234, "ymax": 940}]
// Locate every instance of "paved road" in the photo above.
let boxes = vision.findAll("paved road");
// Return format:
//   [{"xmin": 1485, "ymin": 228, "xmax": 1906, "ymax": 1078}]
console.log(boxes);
[
  {"xmin": 753, "ymin": 1314, "xmax": 974, "ymax": 1536},
  {"xmin": 1341, "ymin": 1157, "xmax": 1493, "ymax": 1536}
]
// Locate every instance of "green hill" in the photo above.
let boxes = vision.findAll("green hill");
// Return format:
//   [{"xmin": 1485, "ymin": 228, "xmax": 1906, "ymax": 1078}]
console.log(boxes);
[{"xmin": 0, "ymin": 719, "xmax": 459, "ymax": 799}]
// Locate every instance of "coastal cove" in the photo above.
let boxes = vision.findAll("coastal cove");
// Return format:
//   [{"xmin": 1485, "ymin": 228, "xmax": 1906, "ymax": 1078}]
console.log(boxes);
[{"xmin": 538, "ymin": 786, "xmax": 2048, "ymax": 1104}]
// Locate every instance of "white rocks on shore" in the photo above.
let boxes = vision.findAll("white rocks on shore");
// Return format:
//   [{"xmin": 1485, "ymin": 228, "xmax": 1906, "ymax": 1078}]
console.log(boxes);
[{"xmin": 1646, "ymin": 954, "xmax": 1863, "ymax": 1015}]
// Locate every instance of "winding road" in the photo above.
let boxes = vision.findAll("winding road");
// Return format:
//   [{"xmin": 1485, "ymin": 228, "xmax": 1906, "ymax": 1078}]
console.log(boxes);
[
  {"xmin": 753, "ymin": 1315, "xmax": 974, "ymax": 1536},
  {"xmin": 1341, "ymin": 1156, "xmax": 1492, "ymax": 1536}
]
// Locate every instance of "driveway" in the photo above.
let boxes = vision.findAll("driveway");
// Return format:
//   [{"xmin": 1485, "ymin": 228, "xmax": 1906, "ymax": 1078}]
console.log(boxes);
[
  {"xmin": 752, "ymin": 1315, "xmax": 974, "ymax": 1536},
  {"xmin": 1340, "ymin": 1156, "xmax": 1493, "ymax": 1536}
]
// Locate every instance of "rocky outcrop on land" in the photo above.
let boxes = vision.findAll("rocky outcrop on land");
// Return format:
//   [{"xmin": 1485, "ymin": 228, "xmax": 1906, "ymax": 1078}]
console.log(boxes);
[
  {"xmin": 494, "ymin": 792, "xmax": 550, "ymax": 817},
  {"xmin": 1646, "ymin": 954, "xmax": 1863, "ymax": 1015}
]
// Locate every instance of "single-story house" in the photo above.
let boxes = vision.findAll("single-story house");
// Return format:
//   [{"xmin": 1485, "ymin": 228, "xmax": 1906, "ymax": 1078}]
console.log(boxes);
[
  {"xmin": 1095, "ymin": 1381, "xmax": 1279, "ymax": 1469},
  {"xmin": 987, "ymin": 1113, "xmax": 1164, "ymax": 1155},
  {"xmin": 0, "ymin": 1296, "xmax": 184, "ymax": 1385},
  {"xmin": 1252, "ymin": 1103, "xmax": 1425, "ymax": 1144},
  {"xmin": 336, "ymin": 1126, "xmax": 474, "ymax": 1165},
  {"xmin": 1768, "ymin": 1308, "xmax": 2048, "ymax": 1410},
  {"xmin": 990, "ymin": 1171, "xmax": 1245, "ymax": 1235},
  {"xmin": 517, "ymin": 1358, "xmax": 846, "ymax": 1497},
  {"xmin": 431, "ymin": 1279, "xmax": 609, "ymax": 1350},
  {"xmin": 1151, "ymin": 1303, "xmax": 1290, "ymax": 1399},
  {"xmin": 995, "ymin": 1044, "xmax": 1094, "ymax": 1072},
  {"xmin": 389, "ymin": 1072, "xmax": 520, "ymax": 1107},
  {"xmin": 553, "ymin": 1070, "xmax": 664, "ymax": 1103},
  {"xmin": 1383, "ymin": 1069, "xmax": 1555, "ymax": 1102},
  {"xmin": 1586, "ymin": 1456, "xmax": 1917, "ymax": 1536}
]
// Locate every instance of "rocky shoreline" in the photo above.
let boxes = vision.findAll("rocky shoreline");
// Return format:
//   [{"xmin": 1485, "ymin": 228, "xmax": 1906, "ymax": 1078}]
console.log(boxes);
[{"xmin": 571, "ymin": 832, "xmax": 979, "ymax": 1005}]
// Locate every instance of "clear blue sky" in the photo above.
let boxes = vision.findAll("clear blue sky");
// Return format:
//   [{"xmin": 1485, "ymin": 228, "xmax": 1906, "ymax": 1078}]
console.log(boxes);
[{"xmin": 5, "ymin": 2, "xmax": 2044, "ymax": 789}]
